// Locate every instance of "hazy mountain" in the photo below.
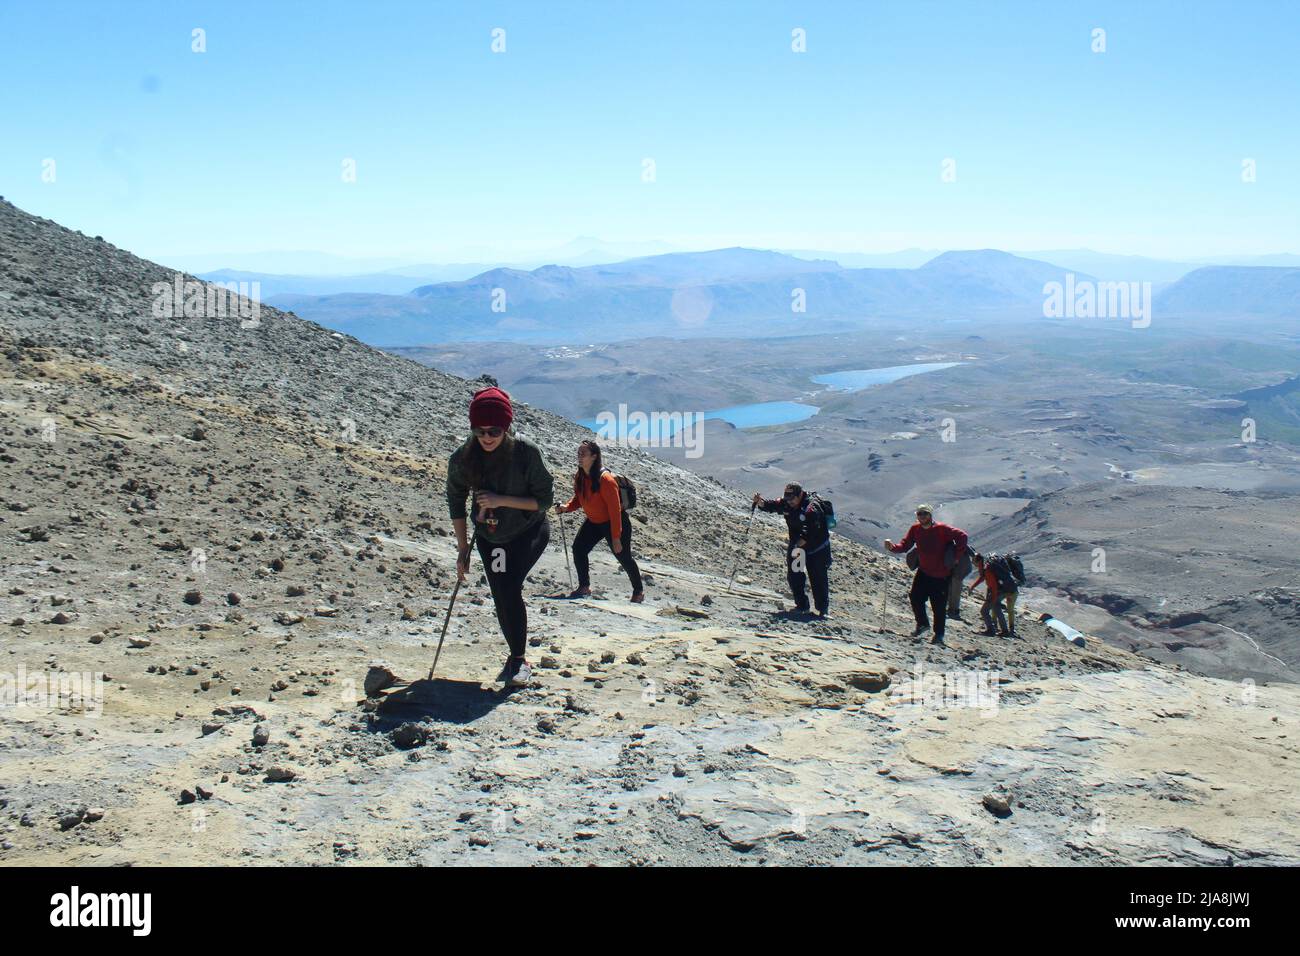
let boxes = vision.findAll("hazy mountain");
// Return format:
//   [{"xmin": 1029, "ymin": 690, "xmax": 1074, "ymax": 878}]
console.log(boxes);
[
  {"xmin": 275, "ymin": 248, "xmax": 1090, "ymax": 346},
  {"xmin": 162, "ymin": 250, "xmax": 422, "ymax": 276},
  {"xmin": 409, "ymin": 247, "xmax": 842, "ymax": 294},
  {"xmin": 1156, "ymin": 266, "xmax": 1300, "ymax": 315},
  {"xmin": 1013, "ymin": 250, "xmax": 1197, "ymax": 284},
  {"xmin": 1188, "ymin": 253, "xmax": 1300, "ymax": 268},
  {"xmin": 914, "ymin": 250, "xmax": 1094, "ymax": 307},
  {"xmin": 265, "ymin": 245, "xmax": 1297, "ymax": 349},
  {"xmin": 778, "ymin": 248, "xmax": 943, "ymax": 269},
  {"xmin": 540, "ymin": 235, "xmax": 679, "ymax": 265},
  {"xmin": 198, "ymin": 267, "xmax": 484, "ymax": 299}
]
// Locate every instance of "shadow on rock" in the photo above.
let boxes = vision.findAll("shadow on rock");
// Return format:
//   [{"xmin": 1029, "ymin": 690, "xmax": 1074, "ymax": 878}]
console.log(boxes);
[{"xmin": 368, "ymin": 678, "xmax": 506, "ymax": 728}]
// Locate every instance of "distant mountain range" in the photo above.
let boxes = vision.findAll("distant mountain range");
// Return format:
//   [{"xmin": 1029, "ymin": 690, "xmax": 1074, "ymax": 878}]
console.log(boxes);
[
  {"xmin": 265, "ymin": 248, "xmax": 1093, "ymax": 344},
  {"xmin": 196, "ymin": 245, "xmax": 1299, "ymax": 347},
  {"xmin": 1156, "ymin": 266, "xmax": 1300, "ymax": 315}
]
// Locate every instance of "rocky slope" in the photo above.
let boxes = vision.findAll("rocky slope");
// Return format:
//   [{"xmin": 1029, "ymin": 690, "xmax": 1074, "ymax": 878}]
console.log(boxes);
[
  {"xmin": 0, "ymin": 198, "xmax": 1296, "ymax": 866},
  {"xmin": 979, "ymin": 483, "xmax": 1300, "ymax": 684}
]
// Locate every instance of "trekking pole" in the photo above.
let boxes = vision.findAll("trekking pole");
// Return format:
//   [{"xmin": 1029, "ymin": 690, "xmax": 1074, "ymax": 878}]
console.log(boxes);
[
  {"xmin": 557, "ymin": 507, "xmax": 573, "ymax": 590},
  {"xmin": 428, "ymin": 530, "xmax": 476, "ymax": 681},
  {"xmin": 726, "ymin": 503, "xmax": 758, "ymax": 595}
]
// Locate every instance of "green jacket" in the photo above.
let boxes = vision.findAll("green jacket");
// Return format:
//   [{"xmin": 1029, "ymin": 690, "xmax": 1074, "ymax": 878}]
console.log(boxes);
[{"xmin": 446, "ymin": 434, "xmax": 554, "ymax": 544}]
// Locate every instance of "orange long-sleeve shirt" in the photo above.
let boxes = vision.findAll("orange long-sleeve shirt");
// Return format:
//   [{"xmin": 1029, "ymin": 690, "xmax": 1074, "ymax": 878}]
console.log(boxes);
[
  {"xmin": 970, "ymin": 566, "xmax": 1000, "ymax": 600},
  {"xmin": 561, "ymin": 470, "xmax": 623, "ymax": 539}
]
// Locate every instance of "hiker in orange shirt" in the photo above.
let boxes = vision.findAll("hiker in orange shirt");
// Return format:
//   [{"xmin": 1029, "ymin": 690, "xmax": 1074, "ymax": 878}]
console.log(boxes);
[
  {"xmin": 969, "ymin": 552, "xmax": 1015, "ymax": 637},
  {"xmin": 556, "ymin": 440, "xmax": 645, "ymax": 602}
]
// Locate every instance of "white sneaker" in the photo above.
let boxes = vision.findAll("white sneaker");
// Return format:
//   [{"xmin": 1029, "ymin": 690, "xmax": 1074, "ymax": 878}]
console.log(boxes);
[{"xmin": 508, "ymin": 659, "xmax": 532, "ymax": 687}]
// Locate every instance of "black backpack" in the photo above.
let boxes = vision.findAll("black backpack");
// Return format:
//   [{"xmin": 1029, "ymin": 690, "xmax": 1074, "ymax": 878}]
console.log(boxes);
[
  {"xmin": 1006, "ymin": 552, "xmax": 1026, "ymax": 585},
  {"xmin": 808, "ymin": 493, "xmax": 837, "ymax": 530},
  {"xmin": 988, "ymin": 553, "xmax": 1020, "ymax": 592}
]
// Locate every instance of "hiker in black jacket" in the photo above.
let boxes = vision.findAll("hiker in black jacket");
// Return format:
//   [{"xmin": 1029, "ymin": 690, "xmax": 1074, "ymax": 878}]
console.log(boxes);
[
  {"xmin": 446, "ymin": 387, "xmax": 553, "ymax": 688},
  {"xmin": 752, "ymin": 482, "xmax": 832, "ymax": 619}
]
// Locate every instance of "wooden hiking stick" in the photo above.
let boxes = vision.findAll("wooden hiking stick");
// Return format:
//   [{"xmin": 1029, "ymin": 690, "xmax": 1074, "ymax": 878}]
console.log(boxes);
[
  {"xmin": 429, "ymin": 529, "xmax": 476, "ymax": 680},
  {"xmin": 726, "ymin": 503, "xmax": 758, "ymax": 595},
  {"xmin": 557, "ymin": 507, "xmax": 573, "ymax": 590}
]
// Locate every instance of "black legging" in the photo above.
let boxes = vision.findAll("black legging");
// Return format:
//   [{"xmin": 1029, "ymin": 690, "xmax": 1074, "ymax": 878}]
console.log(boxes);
[
  {"xmin": 571, "ymin": 514, "xmax": 643, "ymax": 594},
  {"xmin": 475, "ymin": 518, "xmax": 550, "ymax": 658},
  {"xmin": 787, "ymin": 542, "xmax": 831, "ymax": 615},
  {"xmin": 910, "ymin": 570, "xmax": 951, "ymax": 638}
]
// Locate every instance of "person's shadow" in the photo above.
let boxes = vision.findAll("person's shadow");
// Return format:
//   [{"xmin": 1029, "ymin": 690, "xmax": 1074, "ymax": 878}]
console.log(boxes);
[{"xmin": 365, "ymin": 678, "xmax": 508, "ymax": 731}]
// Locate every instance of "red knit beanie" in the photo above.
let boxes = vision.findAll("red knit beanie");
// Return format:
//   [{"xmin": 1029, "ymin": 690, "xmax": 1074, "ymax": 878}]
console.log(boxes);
[{"xmin": 469, "ymin": 386, "xmax": 513, "ymax": 429}]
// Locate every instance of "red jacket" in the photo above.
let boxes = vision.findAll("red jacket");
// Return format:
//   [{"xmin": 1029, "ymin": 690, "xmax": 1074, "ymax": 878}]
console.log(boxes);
[
  {"xmin": 889, "ymin": 521, "xmax": 968, "ymax": 578},
  {"xmin": 562, "ymin": 469, "xmax": 624, "ymax": 539}
]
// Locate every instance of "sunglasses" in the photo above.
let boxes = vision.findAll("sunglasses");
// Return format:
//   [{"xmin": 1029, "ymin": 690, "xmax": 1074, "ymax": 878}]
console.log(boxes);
[{"xmin": 473, "ymin": 426, "xmax": 505, "ymax": 438}]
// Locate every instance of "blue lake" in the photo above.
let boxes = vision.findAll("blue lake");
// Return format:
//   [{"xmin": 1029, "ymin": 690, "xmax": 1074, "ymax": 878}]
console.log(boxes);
[
  {"xmin": 703, "ymin": 400, "xmax": 820, "ymax": 429},
  {"xmin": 578, "ymin": 401, "xmax": 818, "ymax": 434},
  {"xmin": 579, "ymin": 362, "xmax": 961, "ymax": 433},
  {"xmin": 812, "ymin": 362, "xmax": 962, "ymax": 391}
]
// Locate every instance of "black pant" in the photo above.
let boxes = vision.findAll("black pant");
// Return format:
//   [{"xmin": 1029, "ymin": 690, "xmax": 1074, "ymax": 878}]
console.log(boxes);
[
  {"xmin": 910, "ymin": 570, "xmax": 951, "ymax": 637},
  {"xmin": 475, "ymin": 518, "xmax": 550, "ymax": 658},
  {"xmin": 788, "ymin": 542, "xmax": 831, "ymax": 615},
  {"xmin": 572, "ymin": 514, "xmax": 643, "ymax": 593}
]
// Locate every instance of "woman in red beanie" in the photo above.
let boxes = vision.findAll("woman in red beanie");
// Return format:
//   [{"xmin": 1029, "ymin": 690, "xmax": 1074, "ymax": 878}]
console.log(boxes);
[
  {"xmin": 446, "ymin": 386, "xmax": 554, "ymax": 686},
  {"xmin": 556, "ymin": 440, "xmax": 644, "ymax": 602}
]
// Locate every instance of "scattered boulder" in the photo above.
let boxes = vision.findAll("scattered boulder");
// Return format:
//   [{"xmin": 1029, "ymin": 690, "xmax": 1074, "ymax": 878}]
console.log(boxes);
[
  {"xmin": 390, "ymin": 722, "xmax": 431, "ymax": 749},
  {"xmin": 363, "ymin": 664, "xmax": 398, "ymax": 697},
  {"xmin": 843, "ymin": 671, "xmax": 892, "ymax": 693},
  {"xmin": 982, "ymin": 793, "xmax": 1013, "ymax": 818}
]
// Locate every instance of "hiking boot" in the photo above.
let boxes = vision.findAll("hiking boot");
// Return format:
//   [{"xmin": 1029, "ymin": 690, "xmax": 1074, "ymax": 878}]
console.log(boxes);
[
  {"xmin": 998, "ymin": 629, "xmax": 1011, "ymax": 638},
  {"xmin": 930, "ymin": 632, "xmax": 946, "ymax": 645},
  {"xmin": 568, "ymin": 586, "xmax": 591, "ymax": 599},
  {"xmin": 495, "ymin": 658, "xmax": 519, "ymax": 684},
  {"xmin": 912, "ymin": 624, "xmax": 930, "ymax": 638},
  {"xmin": 630, "ymin": 591, "xmax": 645, "ymax": 604},
  {"xmin": 509, "ymin": 659, "xmax": 532, "ymax": 687},
  {"xmin": 981, "ymin": 628, "xmax": 998, "ymax": 636}
]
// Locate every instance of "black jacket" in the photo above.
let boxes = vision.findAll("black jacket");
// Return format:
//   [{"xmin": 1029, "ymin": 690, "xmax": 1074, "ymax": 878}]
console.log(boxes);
[
  {"xmin": 446, "ymin": 435, "xmax": 554, "ymax": 544},
  {"xmin": 758, "ymin": 494, "xmax": 831, "ymax": 553}
]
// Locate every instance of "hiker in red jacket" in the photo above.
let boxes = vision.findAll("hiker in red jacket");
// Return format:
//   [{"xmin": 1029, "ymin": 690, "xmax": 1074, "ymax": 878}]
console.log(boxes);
[
  {"xmin": 556, "ymin": 440, "xmax": 644, "ymax": 602},
  {"xmin": 884, "ymin": 504, "xmax": 968, "ymax": 644}
]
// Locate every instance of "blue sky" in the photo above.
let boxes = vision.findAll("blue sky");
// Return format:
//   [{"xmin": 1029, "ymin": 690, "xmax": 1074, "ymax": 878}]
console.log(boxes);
[{"xmin": 1, "ymin": 0, "xmax": 1297, "ymax": 263}]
